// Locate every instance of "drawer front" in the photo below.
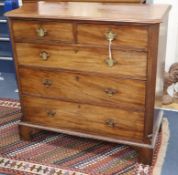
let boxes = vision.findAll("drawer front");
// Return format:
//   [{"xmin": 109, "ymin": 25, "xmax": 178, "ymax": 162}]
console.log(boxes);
[
  {"xmin": 22, "ymin": 95, "xmax": 144, "ymax": 141},
  {"xmin": 19, "ymin": 67, "xmax": 146, "ymax": 110},
  {"xmin": 16, "ymin": 43, "xmax": 147, "ymax": 79},
  {"xmin": 12, "ymin": 20, "xmax": 73, "ymax": 42},
  {"xmin": 78, "ymin": 24, "xmax": 148, "ymax": 50}
]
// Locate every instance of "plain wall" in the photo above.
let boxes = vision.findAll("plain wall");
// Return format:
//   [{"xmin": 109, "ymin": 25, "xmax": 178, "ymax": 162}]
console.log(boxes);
[{"xmin": 154, "ymin": 0, "xmax": 178, "ymax": 71}]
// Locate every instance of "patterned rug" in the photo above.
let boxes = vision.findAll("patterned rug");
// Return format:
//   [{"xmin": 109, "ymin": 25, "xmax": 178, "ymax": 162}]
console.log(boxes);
[{"xmin": 0, "ymin": 99, "xmax": 170, "ymax": 175}]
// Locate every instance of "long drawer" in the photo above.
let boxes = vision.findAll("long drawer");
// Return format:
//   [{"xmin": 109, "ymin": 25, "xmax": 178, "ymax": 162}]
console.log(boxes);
[
  {"xmin": 19, "ymin": 67, "xmax": 146, "ymax": 110},
  {"xmin": 22, "ymin": 95, "xmax": 144, "ymax": 142},
  {"xmin": 78, "ymin": 24, "xmax": 148, "ymax": 50},
  {"xmin": 16, "ymin": 43, "xmax": 147, "ymax": 79},
  {"xmin": 12, "ymin": 20, "xmax": 74, "ymax": 43}
]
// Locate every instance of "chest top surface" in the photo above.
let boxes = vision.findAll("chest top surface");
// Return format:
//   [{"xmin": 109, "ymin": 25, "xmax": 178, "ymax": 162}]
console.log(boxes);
[{"xmin": 6, "ymin": 2, "xmax": 170, "ymax": 24}]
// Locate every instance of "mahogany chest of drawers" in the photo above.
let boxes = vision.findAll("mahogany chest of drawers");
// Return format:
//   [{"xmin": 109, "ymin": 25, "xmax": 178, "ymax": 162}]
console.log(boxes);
[{"xmin": 6, "ymin": 2, "xmax": 171, "ymax": 164}]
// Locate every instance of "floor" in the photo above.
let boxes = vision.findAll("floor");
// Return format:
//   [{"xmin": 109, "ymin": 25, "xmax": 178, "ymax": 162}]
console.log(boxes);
[
  {"xmin": 0, "ymin": 72, "xmax": 18, "ymax": 99},
  {"xmin": 0, "ymin": 72, "xmax": 178, "ymax": 175}
]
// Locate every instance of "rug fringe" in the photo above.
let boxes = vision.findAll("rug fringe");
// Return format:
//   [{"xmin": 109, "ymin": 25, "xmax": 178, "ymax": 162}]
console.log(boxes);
[{"xmin": 152, "ymin": 118, "xmax": 170, "ymax": 175}]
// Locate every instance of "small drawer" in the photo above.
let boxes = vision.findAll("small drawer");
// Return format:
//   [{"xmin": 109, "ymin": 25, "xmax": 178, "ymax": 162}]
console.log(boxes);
[
  {"xmin": 19, "ymin": 67, "xmax": 146, "ymax": 110},
  {"xmin": 12, "ymin": 20, "xmax": 73, "ymax": 43},
  {"xmin": 16, "ymin": 43, "xmax": 147, "ymax": 80},
  {"xmin": 22, "ymin": 95, "xmax": 144, "ymax": 142},
  {"xmin": 78, "ymin": 24, "xmax": 148, "ymax": 50}
]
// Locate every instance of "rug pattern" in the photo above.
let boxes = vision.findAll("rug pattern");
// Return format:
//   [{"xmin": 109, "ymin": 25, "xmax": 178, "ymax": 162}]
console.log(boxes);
[{"xmin": 0, "ymin": 99, "xmax": 159, "ymax": 175}]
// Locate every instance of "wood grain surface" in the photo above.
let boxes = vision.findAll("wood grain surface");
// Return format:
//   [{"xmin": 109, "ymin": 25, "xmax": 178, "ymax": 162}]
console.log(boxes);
[
  {"xmin": 78, "ymin": 24, "xmax": 148, "ymax": 50},
  {"xmin": 5, "ymin": 2, "xmax": 171, "ymax": 24},
  {"xmin": 19, "ymin": 67, "xmax": 146, "ymax": 111},
  {"xmin": 16, "ymin": 43, "xmax": 147, "ymax": 79},
  {"xmin": 143, "ymin": 16, "xmax": 168, "ymax": 143},
  {"xmin": 22, "ymin": 95, "xmax": 144, "ymax": 141},
  {"xmin": 12, "ymin": 20, "xmax": 74, "ymax": 43}
]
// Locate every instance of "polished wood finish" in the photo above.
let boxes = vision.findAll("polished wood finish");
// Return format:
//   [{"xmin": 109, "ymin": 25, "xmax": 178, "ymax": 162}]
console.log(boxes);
[
  {"xmin": 132, "ymin": 112, "xmax": 163, "ymax": 164},
  {"xmin": 12, "ymin": 20, "xmax": 73, "ymax": 43},
  {"xmin": 19, "ymin": 121, "xmax": 158, "ymax": 149},
  {"xmin": 78, "ymin": 24, "xmax": 148, "ymax": 50},
  {"xmin": 133, "ymin": 146, "xmax": 153, "ymax": 164},
  {"xmin": 143, "ymin": 24, "xmax": 159, "ymax": 144},
  {"xmin": 19, "ymin": 110, "xmax": 163, "ymax": 150},
  {"xmin": 22, "ymin": 95, "xmax": 144, "ymax": 141},
  {"xmin": 144, "ymin": 15, "xmax": 169, "ymax": 144},
  {"xmin": 6, "ymin": 2, "xmax": 171, "ymax": 24},
  {"xmin": 16, "ymin": 43, "xmax": 147, "ymax": 79},
  {"xmin": 19, "ymin": 125, "xmax": 33, "ymax": 140},
  {"xmin": 19, "ymin": 125, "xmax": 40, "ymax": 141},
  {"xmin": 6, "ymin": 2, "xmax": 171, "ymax": 165},
  {"xmin": 19, "ymin": 67, "xmax": 146, "ymax": 110}
]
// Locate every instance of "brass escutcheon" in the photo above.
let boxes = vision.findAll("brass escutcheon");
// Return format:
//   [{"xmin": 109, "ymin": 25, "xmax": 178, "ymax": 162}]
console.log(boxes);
[
  {"xmin": 104, "ymin": 88, "xmax": 118, "ymax": 97},
  {"xmin": 105, "ymin": 58, "xmax": 117, "ymax": 67},
  {"xmin": 47, "ymin": 110, "xmax": 56, "ymax": 117},
  {"xmin": 40, "ymin": 51, "xmax": 49, "ymax": 61},
  {"xmin": 42, "ymin": 79, "xmax": 52, "ymax": 87},
  {"xmin": 105, "ymin": 30, "xmax": 117, "ymax": 41},
  {"xmin": 105, "ymin": 119, "xmax": 116, "ymax": 128},
  {"xmin": 36, "ymin": 27, "xmax": 47, "ymax": 37}
]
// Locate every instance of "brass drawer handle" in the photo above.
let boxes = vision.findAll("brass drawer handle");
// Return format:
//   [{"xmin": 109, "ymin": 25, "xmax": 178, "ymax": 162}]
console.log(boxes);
[
  {"xmin": 40, "ymin": 51, "xmax": 49, "ymax": 61},
  {"xmin": 104, "ymin": 88, "xmax": 118, "ymax": 97},
  {"xmin": 47, "ymin": 110, "xmax": 56, "ymax": 117},
  {"xmin": 105, "ymin": 119, "xmax": 116, "ymax": 128},
  {"xmin": 105, "ymin": 30, "xmax": 117, "ymax": 67},
  {"xmin": 42, "ymin": 79, "xmax": 52, "ymax": 87},
  {"xmin": 36, "ymin": 27, "xmax": 47, "ymax": 37}
]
